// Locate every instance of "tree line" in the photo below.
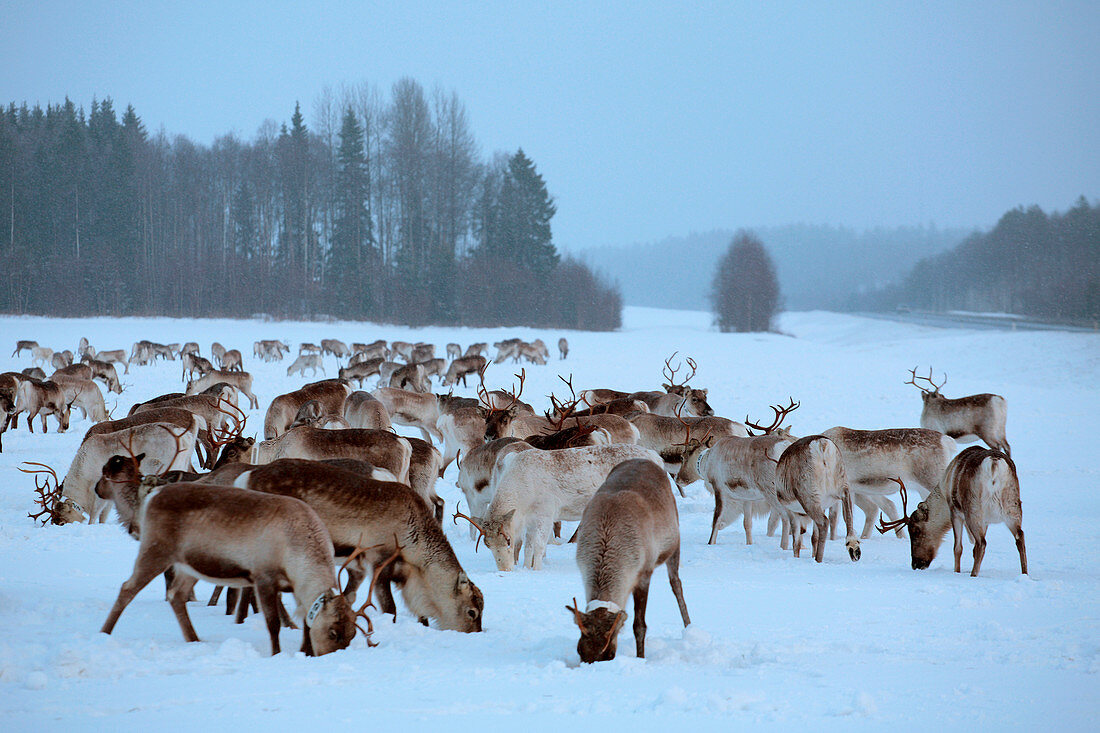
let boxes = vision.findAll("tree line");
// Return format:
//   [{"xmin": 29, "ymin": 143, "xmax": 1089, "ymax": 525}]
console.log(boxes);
[
  {"xmin": 0, "ymin": 80, "xmax": 621, "ymax": 330},
  {"xmin": 848, "ymin": 197, "xmax": 1100, "ymax": 321}
]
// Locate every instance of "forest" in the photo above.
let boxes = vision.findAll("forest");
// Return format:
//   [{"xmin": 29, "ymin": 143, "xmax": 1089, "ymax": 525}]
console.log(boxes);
[
  {"xmin": 848, "ymin": 197, "xmax": 1100, "ymax": 321},
  {"xmin": 0, "ymin": 80, "xmax": 621, "ymax": 330}
]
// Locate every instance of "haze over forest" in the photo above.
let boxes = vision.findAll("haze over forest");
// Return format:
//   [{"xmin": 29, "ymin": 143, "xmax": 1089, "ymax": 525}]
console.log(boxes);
[{"xmin": 2, "ymin": 4, "xmax": 1098, "ymax": 324}]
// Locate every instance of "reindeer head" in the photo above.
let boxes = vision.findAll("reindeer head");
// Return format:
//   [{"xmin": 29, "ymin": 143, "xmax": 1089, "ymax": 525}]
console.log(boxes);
[
  {"xmin": 478, "ymin": 368, "xmax": 525, "ymax": 442},
  {"xmin": 567, "ymin": 598, "xmax": 628, "ymax": 663},
  {"xmin": 906, "ymin": 366, "xmax": 947, "ymax": 403},
  {"xmin": 875, "ymin": 477, "xmax": 945, "ymax": 570},
  {"xmin": 481, "ymin": 510, "xmax": 517, "ymax": 571},
  {"xmin": 440, "ymin": 571, "xmax": 484, "ymax": 633},
  {"xmin": 301, "ymin": 588, "xmax": 356, "ymax": 657}
]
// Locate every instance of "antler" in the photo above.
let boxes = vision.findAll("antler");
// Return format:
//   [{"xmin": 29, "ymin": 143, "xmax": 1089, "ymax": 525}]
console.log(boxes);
[
  {"xmin": 567, "ymin": 597, "xmax": 586, "ymax": 631},
  {"xmin": 453, "ymin": 507, "xmax": 487, "ymax": 552},
  {"xmin": 210, "ymin": 397, "xmax": 248, "ymax": 448},
  {"xmin": 661, "ymin": 351, "xmax": 697, "ymax": 390},
  {"xmin": 19, "ymin": 461, "xmax": 66, "ymax": 525},
  {"xmin": 875, "ymin": 477, "xmax": 912, "ymax": 534},
  {"xmin": 546, "ymin": 374, "xmax": 585, "ymax": 431},
  {"xmin": 673, "ymin": 398, "xmax": 713, "ymax": 447},
  {"xmin": 351, "ymin": 539, "xmax": 403, "ymax": 647},
  {"xmin": 905, "ymin": 366, "xmax": 946, "ymax": 395},
  {"xmin": 158, "ymin": 424, "xmax": 192, "ymax": 476},
  {"xmin": 745, "ymin": 398, "xmax": 800, "ymax": 435}
]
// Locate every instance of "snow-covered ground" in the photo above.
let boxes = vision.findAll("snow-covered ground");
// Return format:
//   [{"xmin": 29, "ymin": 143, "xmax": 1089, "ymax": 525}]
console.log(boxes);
[{"xmin": 1, "ymin": 306, "xmax": 1097, "ymax": 730}]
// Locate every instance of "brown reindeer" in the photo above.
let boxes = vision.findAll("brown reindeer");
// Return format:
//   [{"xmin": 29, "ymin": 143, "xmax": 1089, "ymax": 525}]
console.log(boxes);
[
  {"xmin": 442, "ymin": 355, "xmax": 488, "ymax": 387},
  {"xmin": 99, "ymin": 478, "xmax": 356, "ymax": 656},
  {"xmin": 186, "ymin": 370, "xmax": 260, "ymax": 409},
  {"xmin": 234, "ymin": 459, "xmax": 483, "ymax": 631},
  {"xmin": 254, "ymin": 426, "xmax": 413, "ymax": 486},
  {"xmin": 79, "ymin": 357, "xmax": 123, "ymax": 394},
  {"xmin": 776, "ymin": 435, "xmax": 860, "ymax": 563},
  {"xmin": 343, "ymin": 391, "xmax": 392, "ymax": 431},
  {"xmin": 12, "ymin": 340, "xmax": 38, "ymax": 357},
  {"xmin": 879, "ymin": 449, "xmax": 1026, "ymax": 576},
  {"xmin": 907, "ymin": 367, "xmax": 1010, "ymax": 456},
  {"xmin": 12, "ymin": 378, "xmax": 72, "ymax": 433},
  {"xmin": 569, "ymin": 459, "xmax": 690, "ymax": 662},
  {"xmin": 339, "ymin": 357, "xmax": 383, "ymax": 387},
  {"xmin": 265, "ymin": 380, "xmax": 352, "ymax": 439}
]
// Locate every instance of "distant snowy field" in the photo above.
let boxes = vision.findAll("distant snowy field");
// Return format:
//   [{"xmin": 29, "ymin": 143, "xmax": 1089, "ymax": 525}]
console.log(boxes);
[{"xmin": 1, "ymin": 307, "xmax": 1097, "ymax": 730}]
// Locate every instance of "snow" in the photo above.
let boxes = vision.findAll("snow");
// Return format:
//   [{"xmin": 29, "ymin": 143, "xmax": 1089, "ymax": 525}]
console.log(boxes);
[{"xmin": 1, "ymin": 306, "xmax": 1097, "ymax": 729}]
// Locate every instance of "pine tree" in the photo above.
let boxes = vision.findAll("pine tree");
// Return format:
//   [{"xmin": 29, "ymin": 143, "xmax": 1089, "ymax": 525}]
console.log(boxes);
[
  {"xmin": 495, "ymin": 148, "xmax": 558, "ymax": 276},
  {"xmin": 328, "ymin": 106, "xmax": 374, "ymax": 315},
  {"xmin": 711, "ymin": 231, "xmax": 780, "ymax": 332}
]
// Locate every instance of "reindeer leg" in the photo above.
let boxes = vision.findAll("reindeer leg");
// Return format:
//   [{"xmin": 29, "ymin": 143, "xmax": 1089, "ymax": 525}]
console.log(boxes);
[
  {"xmin": 742, "ymin": 502, "xmax": 754, "ymax": 545},
  {"xmin": 208, "ymin": 585, "xmax": 224, "ymax": 606},
  {"xmin": 827, "ymin": 506, "xmax": 838, "ymax": 540},
  {"xmin": 767, "ymin": 510, "xmax": 779, "ymax": 537},
  {"xmin": 167, "ymin": 573, "xmax": 201, "ymax": 642},
  {"xmin": 235, "ymin": 587, "xmax": 254, "ymax": 624},
  {"xmin": 101, "ymin": 556, "xmax": 172, "ymax": 634},
  {"xmin": 969, "ymin": 520, "xmax": 988, "ymax": 578},
  {"xmin": 952, "ymin": 511, "xmax": 965, "ymax": 573},
  {"xmin": 1012, "ymin": 523, "xmax": 1027, "ymax": 575},
  {"xmin": 708, "ymin": 488, "xmax": 723, "ymax": 545},
  {"xmin": 632, "ymin": 573, "xmax": 652, "ymax": 658},
  {"xmin": 253, "ymin": 578, "xmax": 283, "ymax": 655},
  {"xmin": 666, "ymin": 548, "xmax": 690, "ymax": 627},
  {"xmin": 278, "ymin": 596, "xmax": 297, "ymax": 629},
  {"xmin": 841, "ymin": 488, "xmax": 860, "ymax": 561}
]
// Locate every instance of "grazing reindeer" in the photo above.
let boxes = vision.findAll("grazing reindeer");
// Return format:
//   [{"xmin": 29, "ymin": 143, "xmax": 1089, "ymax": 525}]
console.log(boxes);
[
  {"xmin": 518, "ymin": 342, "xmax": 547, "ymax": 365},
  {"xmin": 473, "ymin": 444, "xmax": 663, "ymax": 571},
  {"xmin": 186, "ymin": 370, "xmax": 260, "ymax": 409},
  {"xmin": 339, "ymin": 358, "xmax": 383, "ymax": 387},
  {"xmin": 370, "ymin": 387, "xmax": 444, "ymax": 443},
  {"xmin": 464, "ymin": 342, "xmax": 488, "ymax": 358},
  {"xmin": 446, "ymin": 343, "xmax": 462, "ymax": 360},
  {"xmin": 210, "ymin": 342, "xmax": 227, "ymax": 367},
  {"xmin": 182, "ymin": 352, "xmax": 215, "ymax": 382},
  {"xmin": 442, "ymin": 355, "xmax": 488, "ymax": 388},
  {"xmin": 389, "ymin": 363, "xmax": 430, "ymax": 393},
  {"xmin": 99, "ymin": 479, "xmax": 356, "ymax": 656},
  {"xmin": 776, "ymin": 435, "xmax": 860, "ymax": 562},
  {"xmin": 907, "ymin": 367, "xmax": 1010, "ymax": 456},
  {"xmin": 287, "ymin": 354, "xmax": 325, "ymax": 378},
  {"xmin": 231, "ymin": 460, "xmax": 483, "ymax": 631},
  {"xmin": 253, "ymin": 426, "xmax": 413, "ymax": 486},
  {"xmin": 181, "ymin": 342, "xmax": 200, "ymax": 357},
  {"xmin": 568, "ymin": 459, "xmax": 690, "ymax": 662},
  {"xmin": 822, "ymin": 426, "xmax": 956, "ymax": 539},
  {"xmin": 79, "ymin": 357, "xmax": 123, "ymax": 394},
  {"xmin": 321, "ymin": 339, "xmax": 351, "ymax": 360},
  {"xmin": 300, "ymin": 342, "xmax": 321, "ymax": 355},
  {"xmin": 96, "ymin": 349, "xmax": 129, "ymax": 374},
  {"xmin": 455, "ymin": 438, "xmax": 533, "ymax": 539},
  {"xmin": 558, "ymin": 337, "xmax": 569, "ymax": 360},
  {"xmin": 51, "ymin": 350, "xmax": 74, "ymax": 370},
  {"xmin": 493, "ymin": 339, "xmax": 523, "ymax": 363},
  {"xmin": 221, "ymin": 349, "xmax": 243, "ymax": 372},
  {"xmin": 51, "ymin": 377, "xmax": 108, "ymax": 424},
  {"xmin": 411, "ymin": 343, "xmax": 435, "ymax": 363},
  {"xmin": 675, "ymin": 402, "xmax": 794, "ymax": 545},
  {"xmin": 12, "ymin": 340, "xmax": 38, "ymax": 357},
  {"xmin": 390, "ymin": 341, "xmax": 414, "ymax": 362},
  {"xmin": 879, "ymin": 449, "xmax": 1026, "ymax": 576},
  {"xmin": 264, "ymin": 380, "xmax": 353, "ymax": 439},
  {"xmin": 343, "ymin": 391, "xmax": 392, "ymax": 431}
]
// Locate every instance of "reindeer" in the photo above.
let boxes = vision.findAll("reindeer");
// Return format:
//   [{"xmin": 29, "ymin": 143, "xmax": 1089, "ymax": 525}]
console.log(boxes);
[
  {"xmin": 221, "ymin": 349, "xmax": 243, "ymax": 372},
  {"xmin": 0, "ymin": 372, "xmax": 21, "ymax": 451},
  {"xmin": 518, "ymin": 342, "xmax": 547, "ymax": 365},
  {"xmin": 253, "ymin": 426, "xmax": 413, "ymax": 486},
  {"xmin": 455, "ymin": 438, "xmax": 532, "ymax": 539},
  {"xmin": 321, "ymin": 339, "xmax": 351, "ymax": 360},
  {"xmin": 85, "ymin": 407, "xmax": 211, "ymax": 466},
  {"xmin": 50, "ymin": 350, "xmax": 74, "ymax": 370},
  {"xmin": 265, "ymin": 381, "xmax": 353, "ymax": 439},
  {"xmin": 464, "ymin": 342, "xmax": 488, "ymax": 358},
  {"xmin": 907, "ymin": 367, "xmax": 1010, "ymax": 456},
  {"xmin": 181, "ymin": 342, "xmax": 200, "ymax": 357},
  {"xmin": 776, "ymin": 435, "xmax": 861, "ymax": 562},
  {"xmin": 230, "ymin": 459, "xmax": 483, "ymax": 631},
  {"xmin": 558, "ymin": 337, "xmax": 569, "ymax": 360},
  {"xmin": 471, "ymin": 444, "xmax": 663, "ymax": 571},
  {"xmin": 21, "ymin": 367, "xmax": 45, "ymax": 379},
  {"xmin": 79, "ymin": 357, "xmax": 123, "ymax": 394},
  {"xmin": 441, "ymin": 355, "xmax": 488, "ymax": 388},
  {"xmin": 287, "ymin": 400, "xmax": 351, "ymax": 430},
  {"xmin": 30, "ymin": 346, "xmax": 54, "ymax": 368},
  {"xmin": 389, "ymin": 363, "xmax": 430, "ymax": 393},
  {"xmin": 95, "ymin": 349, "xmax": 129, "ymax": 374},
  {"xmin": 370, "ymin": 387, "xmax": 444, "ymax": 443},
  {"xmin": 822, "ymin": 426, "xmax": 957, "ymax": 539},
  {"xmin": 29, "ymin": 421, "xmax": 198, "ymax": 523},
  {"xmin": 51, "ymin": 377, "xmax": 108, "ymax": 424},
  {"xmin": 675, "ymin": 402, "xmax": 795, "ymax": 545},
  {"xmin": 131, "ymin": 392, "xmax": 243, "ymax": 468},
  {"xmin": 879, "ymin": 449, "xmax": 1026, "ymax": 577},
  {"xmin": 186, "ymin": 370, "xmax": 260, "ymax": 409},
  {"xmin": 343, "ymin": 391, "xmax": 392, "ymax": 431},
  {"xmin": 568, "ymin": 459, "xmax": 690, "ymax": 662},
  {"xmin": 411, "ymin": 343, "xmax": 435, "ymax": 363},
  {"xmin": 99, "ymin": 477, "xmax": 356, "ymax": 656},
  {"xmin": 287, "ymin": 354, "xmax": 325, "ymax": 378},
  {"xmin": 493, "ymin": 339, "xmax": 523, "ymax": 363},
  {"xmin": 446, "ymin": 343, "xmax": 462, "ymax": 360},
  {"xmin": 390, "ymin": 341, "xmax": 414, "ymax": 362},
  {"xmin": 77, "ymin": 338, "xmax": 95, "ymax": 360},
  {"xmin": 416, "ymin": 358, "xmax": 447, "ymax": 382},
  {"xmin": 182, "ymin": 352, "xmax": 215, "ymax": 382},
  {"xmin": 437, "ymin": 401, "xmax": 488, "ymax": 476},
  {"xmin": 631, "ymin": 412, "xmax": 746, "ymax": 475},
  {"xmin": 531, "ymin": 339, "xmax": 550, "ymax": 362},
  {"xmin": 12, "ymin": 378, "xmax": 72, "ymax": 433},
  {"xmin": 300, "ymin": 342, "xmax": 321, "ymax": 355},
  {"xmin": 339, "ymin": 357, "xmax": 383, "ymax": 387},
  {"xmin": 12, "ymin": 340, "xmax": 38, "ymax": 357}
]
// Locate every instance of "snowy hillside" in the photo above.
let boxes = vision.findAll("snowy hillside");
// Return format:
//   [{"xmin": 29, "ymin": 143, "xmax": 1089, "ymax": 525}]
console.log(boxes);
[{"xmin": 0, "ymin": 307, "xmax": 1097, "ymax": 730}]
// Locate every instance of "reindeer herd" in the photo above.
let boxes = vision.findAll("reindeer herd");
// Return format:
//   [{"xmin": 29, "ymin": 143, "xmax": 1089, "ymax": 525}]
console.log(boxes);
[{"xmin": 4, "ymin": 333, "xmax": 1024, "ymax": 664}]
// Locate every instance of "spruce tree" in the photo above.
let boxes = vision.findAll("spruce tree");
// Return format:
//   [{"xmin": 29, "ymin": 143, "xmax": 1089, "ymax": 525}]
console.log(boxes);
[{"xmin": 711, "ymin": 231, "xmax": 781, "ymax": 332}]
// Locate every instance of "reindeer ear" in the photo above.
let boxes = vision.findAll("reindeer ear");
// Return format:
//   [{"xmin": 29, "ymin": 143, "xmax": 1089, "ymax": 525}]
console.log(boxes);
[
  {"xmin": 135, "ymin": 452, "xmax": 147, "ymax": 464},
  {"xmin": 701, "ymin": 389, "xmax": 708, "ymax": 396},
  {"xmin": 704, "ymin": 435, "xmax": 717, "ymax": 448}
]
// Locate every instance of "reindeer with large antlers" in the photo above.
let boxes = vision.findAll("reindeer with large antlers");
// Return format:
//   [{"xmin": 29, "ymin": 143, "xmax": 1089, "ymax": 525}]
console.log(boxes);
[
  {"xmin": 674, "ymin": 400, "xmax": 796, "ymax": 546},
  {"xmin": 579, "ymin": 353, "xmax": 714, "ymax": 418},
  {"xmin": 569, "ymin": 459, "xmax": 690, "ymax": 662},
  {"xmin": 907, "ymin": 366, "xmax": 1010, "ymax": 456}
]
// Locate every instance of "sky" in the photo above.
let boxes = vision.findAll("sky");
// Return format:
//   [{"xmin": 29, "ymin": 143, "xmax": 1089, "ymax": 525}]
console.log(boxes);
[{"xmin": 2, "ymin": 1, "xmax": 1098, "ymax": 252}]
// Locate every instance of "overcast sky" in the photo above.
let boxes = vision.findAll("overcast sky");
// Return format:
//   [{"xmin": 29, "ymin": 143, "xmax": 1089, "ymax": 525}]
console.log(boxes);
[{"xmin": 3, "ymin": 1, "xmax": 1098, "ymax": 251}]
